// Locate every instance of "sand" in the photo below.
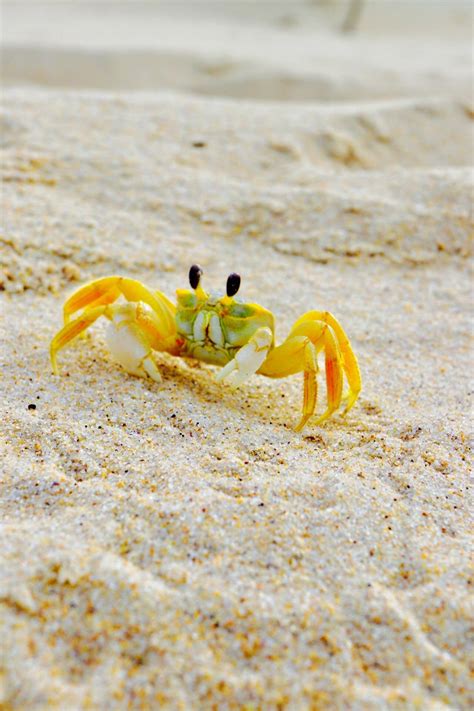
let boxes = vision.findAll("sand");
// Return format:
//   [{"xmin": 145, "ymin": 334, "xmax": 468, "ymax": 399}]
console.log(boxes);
[{"xmin": 1, "ymin": 2, "xmax": 473, "ymax": 709}]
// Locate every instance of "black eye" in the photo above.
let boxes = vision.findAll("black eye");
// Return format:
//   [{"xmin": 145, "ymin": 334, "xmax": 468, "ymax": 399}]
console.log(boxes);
[
  {"xmin": 189, "ymin": 264, "xmax": 203, "ymax": 289},
  {"xmin": 226, "ymin": 272, "xmax": 241, "ymax": 297}
]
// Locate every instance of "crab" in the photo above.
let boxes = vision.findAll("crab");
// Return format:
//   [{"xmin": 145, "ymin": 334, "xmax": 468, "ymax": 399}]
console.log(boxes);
[{"xmin": 50, "ymin": 265, "xmax": 361, "ymax": 431}]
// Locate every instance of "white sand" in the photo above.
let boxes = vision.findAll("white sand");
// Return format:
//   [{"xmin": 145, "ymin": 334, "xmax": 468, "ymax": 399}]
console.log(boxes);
[{"xmin": 1, "ymin": 2, "xmax": 473, "ymax": 709}]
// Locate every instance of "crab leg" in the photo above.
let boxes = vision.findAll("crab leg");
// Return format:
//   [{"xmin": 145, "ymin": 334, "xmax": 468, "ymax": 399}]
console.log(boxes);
[
  {"xmin": 289, "ymin": 311, "xmax": 361, "ymax": 414},
  {"xmin": 298, "ymin": 339, "xmax": 319, "ymax": 432},
  {"xmin": 50, "ymin": 304, "xmax": 110, "ymax": 374},
  {"xmin": 62, "ymin": 276, "xmax": 176, "ymax": 335},
  {"xmin": 258, "ymin": 321, "xmax": 344, "ymax": 430}
]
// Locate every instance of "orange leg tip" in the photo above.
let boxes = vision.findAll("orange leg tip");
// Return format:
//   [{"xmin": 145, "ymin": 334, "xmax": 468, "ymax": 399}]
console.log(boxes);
[
  {"xmin": 50, "ymin": 351, "xmax": 59, "ymax": 375},
  {"xmin": 342, "ymin": 389, "xmax": 361, "ymax": 414},
  {"xmin": 312, "ymin": 409, "xmax": 336, "ymax": 426},
  {"xmin": 294, "ymin": 418, "xmax": 308, "ymax": 433}
]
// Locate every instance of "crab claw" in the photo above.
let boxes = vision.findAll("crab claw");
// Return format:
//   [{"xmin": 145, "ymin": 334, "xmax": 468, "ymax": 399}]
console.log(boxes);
[{"xmin": 216, "ymin": 327, "xmax": 273, "ymax": 387}]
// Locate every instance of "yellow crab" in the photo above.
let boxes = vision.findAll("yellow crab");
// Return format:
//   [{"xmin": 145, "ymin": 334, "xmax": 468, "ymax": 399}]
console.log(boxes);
[{"xmin": 50, "ymin": 265, "xmax": 361, "ymax": 431}]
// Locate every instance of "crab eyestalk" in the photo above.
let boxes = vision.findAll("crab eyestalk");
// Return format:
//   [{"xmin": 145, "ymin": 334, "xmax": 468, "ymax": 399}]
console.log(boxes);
[
  {"xmin": 220, "ymin": 271, "xmax": 241, "ymax": 305},
  {"xmin": 226, "ymin": 272, "xmax": 241, "ymax": 297},
  {"xmin": 189, "ymin": 264, "xmax": 207, "ymax": 300}
]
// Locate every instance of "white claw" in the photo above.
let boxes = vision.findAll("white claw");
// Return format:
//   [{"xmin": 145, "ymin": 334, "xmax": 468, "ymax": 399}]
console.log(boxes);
[
  {"xmin": 143, "ymin": 355, "xmax": 162, "ymax": 383},
  {"xmin": 216, "ymin": 327, "xmax": 273, "ymax": 387},
  {"xmin": 216, "ymin": 359, "xmax": 237, "ymax": 382},
  {"xmin": 106, "ymin": 321, "xmax": 161, "ymax": 382}
]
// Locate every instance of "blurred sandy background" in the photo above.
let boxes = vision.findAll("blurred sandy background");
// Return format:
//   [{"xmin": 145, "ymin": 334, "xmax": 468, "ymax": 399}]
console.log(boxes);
[{"xmin": 1, "ymin": 2, "xmax": 473, "ymax": 709}]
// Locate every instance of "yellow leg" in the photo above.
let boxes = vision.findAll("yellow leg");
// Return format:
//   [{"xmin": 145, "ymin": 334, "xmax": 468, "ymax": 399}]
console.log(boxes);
[
  {"xmin": 290, "ymin": 311, "xmax": 361, "ymax": 414},
  {"xmin": 51, "ymin": 300, "xmax": 179, "ymax": 376},
  {"xmin": 62, "ymin": 276, "xmax": 176, "ymax": 335},
  {"xmin": 259, "ymin": 320, "xmax": 344, "ymax": 430},
  {"xmin": 297, "ymin": 339, "xmax": 319, "ymax": 432},
  {"xmin": 50, "ymin": 304, "xmax": 110, "ymax": 374}
]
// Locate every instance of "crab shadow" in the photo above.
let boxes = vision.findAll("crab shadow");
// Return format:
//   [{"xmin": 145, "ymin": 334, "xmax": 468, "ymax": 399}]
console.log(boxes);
[
  {"xmin": 42, "ymin": 337, "xmax": 358, "ymax": 435},
  {"xmin": 150, "ymin": 351, "xmax": 356, "ymax": 435}
]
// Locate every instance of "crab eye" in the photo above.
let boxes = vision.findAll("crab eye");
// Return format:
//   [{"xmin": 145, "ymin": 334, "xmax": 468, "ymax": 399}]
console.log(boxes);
[
  {"xmin": 226, "ymin": 272, "xmax": 241, "ymax": 297},
  {"xmin": 189, "ymin": 264, "xmax": 203, "ymax": 290}
]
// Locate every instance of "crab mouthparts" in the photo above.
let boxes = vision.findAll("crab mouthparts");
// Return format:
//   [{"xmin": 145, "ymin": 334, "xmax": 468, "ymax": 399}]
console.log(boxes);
[{"xmin": 193, "ymin": 311, "xmax": 225, "ymax": 347}]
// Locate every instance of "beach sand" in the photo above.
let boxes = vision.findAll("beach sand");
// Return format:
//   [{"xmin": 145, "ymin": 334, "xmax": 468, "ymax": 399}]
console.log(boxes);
[{"xmin": 1, "ymin": 2, "xmax": 473, "ymax": 709}]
